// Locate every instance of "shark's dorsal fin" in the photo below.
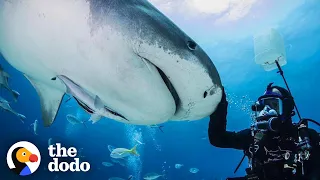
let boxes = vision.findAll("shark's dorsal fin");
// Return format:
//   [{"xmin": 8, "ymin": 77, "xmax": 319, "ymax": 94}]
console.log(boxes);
[{"xmin": 24, "ymin": 75, "xmax": 64, "ymax": 126}]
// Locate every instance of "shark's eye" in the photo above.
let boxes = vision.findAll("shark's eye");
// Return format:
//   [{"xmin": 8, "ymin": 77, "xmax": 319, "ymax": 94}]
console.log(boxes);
[
  {"xmin": 187, "ymin": 41, "xmax": 197, "ymax": 51},
  {"xmin": 22, "ymin": 152, "xmax": 26, "ymax": 156}
]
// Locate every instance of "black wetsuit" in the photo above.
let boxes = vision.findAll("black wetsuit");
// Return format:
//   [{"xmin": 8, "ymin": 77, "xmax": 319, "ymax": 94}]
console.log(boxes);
[{"xmin": 208, "ymin": 91, "xmax": 320, "ymax": 180}]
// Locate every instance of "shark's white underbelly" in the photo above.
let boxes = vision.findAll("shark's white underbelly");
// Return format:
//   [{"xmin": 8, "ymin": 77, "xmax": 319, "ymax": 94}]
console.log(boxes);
[{"xmin": 0, "ymin": 0, "xmax": 222, "ymax": 126}]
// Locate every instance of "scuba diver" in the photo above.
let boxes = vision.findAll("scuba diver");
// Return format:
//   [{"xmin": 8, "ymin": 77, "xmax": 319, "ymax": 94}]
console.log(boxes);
[{"xmin": 208, "ymin": 83, "xmax": 320, "ymax": 180}]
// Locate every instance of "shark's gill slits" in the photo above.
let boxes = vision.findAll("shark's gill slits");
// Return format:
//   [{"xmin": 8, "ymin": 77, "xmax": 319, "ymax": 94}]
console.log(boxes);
[
  {"xmin": 74, "ymin": 97, "xmax": 94, "ymax": 114},
  {"xmin": 104, "ymin": 106, "xmax": 128, "ymax": 120}
]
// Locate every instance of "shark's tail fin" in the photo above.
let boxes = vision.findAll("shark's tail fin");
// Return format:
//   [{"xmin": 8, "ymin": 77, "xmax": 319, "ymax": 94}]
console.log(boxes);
[{"xmin": 12, "ymin": 90, "xmax": 20, "ymax": 102}]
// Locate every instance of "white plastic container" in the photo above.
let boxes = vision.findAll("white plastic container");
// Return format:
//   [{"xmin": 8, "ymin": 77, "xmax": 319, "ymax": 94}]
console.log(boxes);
[{"xmin": 253, "ymin": 28, "xmax": 287, "ymax": 71}]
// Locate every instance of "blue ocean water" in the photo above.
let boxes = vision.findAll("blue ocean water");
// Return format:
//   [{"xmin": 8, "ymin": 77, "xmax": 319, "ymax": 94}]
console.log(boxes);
[{"xmin": 0, "ymin": 0, "xmax": 319, "ymax": 180}]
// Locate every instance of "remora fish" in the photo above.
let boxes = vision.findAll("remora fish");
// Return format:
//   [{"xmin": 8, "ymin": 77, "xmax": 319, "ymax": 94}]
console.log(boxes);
[
  {"xmin": 0, "ymin": 0, "xmax": 223, "ymax": 127},
  {"xmin": 54, "ymin": 75, "xmax": 128, "ymax": 124},
  {"xmin": 0, "ymin": 96, "xmax": 26, "ymax": 122},
  {"xmin": 0, "ymin": 65, "xmax": 20, "ymax": 102},
  {"xmin": 143, "ymin": 173, "xmax": 164, "ymax": 180},
  {"xmin": 66, "ymin": 114, "xmax": 88, "ymax": 128}
]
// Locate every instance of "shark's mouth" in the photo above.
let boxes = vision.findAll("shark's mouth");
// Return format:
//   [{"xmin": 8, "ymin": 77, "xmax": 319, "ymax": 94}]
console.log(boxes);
[
  {"xmin": 155, "ymin": 66, "xmax": 181, "ymax": 110},
  {"xmin": 72, "ymin": 54, "xmax": 180, "ymax": 121},
  {"xmin": 139, "ymin": 56, "xmax": 181, "ymax": 113}
]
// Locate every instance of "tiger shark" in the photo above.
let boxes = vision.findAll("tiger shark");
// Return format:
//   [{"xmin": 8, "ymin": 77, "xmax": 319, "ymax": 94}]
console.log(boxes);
[{"xmin": 0, "ymin": 0, "xmax": 223, "ymax": 126}]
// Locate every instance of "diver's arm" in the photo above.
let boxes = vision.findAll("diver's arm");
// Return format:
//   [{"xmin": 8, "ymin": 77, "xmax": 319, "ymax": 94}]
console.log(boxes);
[
  {"xmin": 306, "ymin": 127, "xmax": 320, "ymax": 179},
  {"xmin": 308, "ymin": 127, "xmax": 320, "ymax": 158},
  {"xmin": 208, "ymin": 87, "xmax": 251, "ymax": 150},
  {"xmin": 301, "ymin": 119, "xmax": 320, "ymax": 151},
  {"xmin": 308, "ymin": 128, "xmax": 320, "ymax": 145}
]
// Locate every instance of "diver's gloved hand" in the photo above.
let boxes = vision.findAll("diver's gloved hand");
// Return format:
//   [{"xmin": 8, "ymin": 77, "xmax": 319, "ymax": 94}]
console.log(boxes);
[
  {"xmin": 210, "ymin": 86, "xmax": 228, "ymax": 120},
  {"xmin": 208, "ymin": 86, "xmax": 229, "ymax": 144}
]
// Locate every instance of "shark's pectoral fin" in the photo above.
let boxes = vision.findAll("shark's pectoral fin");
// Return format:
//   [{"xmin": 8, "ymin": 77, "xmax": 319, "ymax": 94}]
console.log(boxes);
[{"xmin": 24, "ymin": 75, "xmax": 64, "ymax": 127}]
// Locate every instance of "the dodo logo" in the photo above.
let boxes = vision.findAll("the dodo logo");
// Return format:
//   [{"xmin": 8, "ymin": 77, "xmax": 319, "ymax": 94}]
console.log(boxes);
[{"xmin": 6, "ymin": 141, "xmax": 41, "ymax": 176}]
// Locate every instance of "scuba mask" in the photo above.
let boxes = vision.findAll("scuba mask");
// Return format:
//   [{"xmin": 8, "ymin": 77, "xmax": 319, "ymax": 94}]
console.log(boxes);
[
  {"xmin": 253, "ymin": 97, "xmax": 283, "ymax": 121},
  {"xmin": 251, "ymin": 83, "xmax": 291, "ymax": 121},
  {"xmin": 250, "ymin": 83, "xmax": 294, "ymax": 132}
]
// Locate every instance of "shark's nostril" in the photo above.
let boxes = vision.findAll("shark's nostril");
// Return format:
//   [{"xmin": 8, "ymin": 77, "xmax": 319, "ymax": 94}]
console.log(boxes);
[{"xmin": 203, "ymin": 91, "xmax": 208, "ymax": 98}]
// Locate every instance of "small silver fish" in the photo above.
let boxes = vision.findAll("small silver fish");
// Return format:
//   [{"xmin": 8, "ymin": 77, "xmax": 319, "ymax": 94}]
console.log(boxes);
[
  {"xmin": 175, "ymin": 164, "xmax": 184, "ymax": 169},
  {"xmin": 189, "ymin": 168, "xmax": 199, "ymax": 173},
  {"xmin": 108, "ymin": 177, "xmax": 125, "ymax": 180},
  {"xmin": 133, "ymin": 137, "xmax": 145, "ymax": 145},
  {"xmin": 66, "ymin": 114, "xmax": 87, "ymax": 128},
  {"xmin": 102, "ymin": 162, "xmax": 113, "ymax": 167},
  {"xmin": 30, "ymin": 119, "xmax": 39, "ymax": 135},
  {"xmin": 143, "ymin": 172, "xmax": 164, "ymax": 180},
  {"xmin": 110, "ymin": 157, "xmax": 127, "ymax": 167},
  {"xmin": 110, "ymin": 145, "xmax": 139, "ymax": 159}
]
